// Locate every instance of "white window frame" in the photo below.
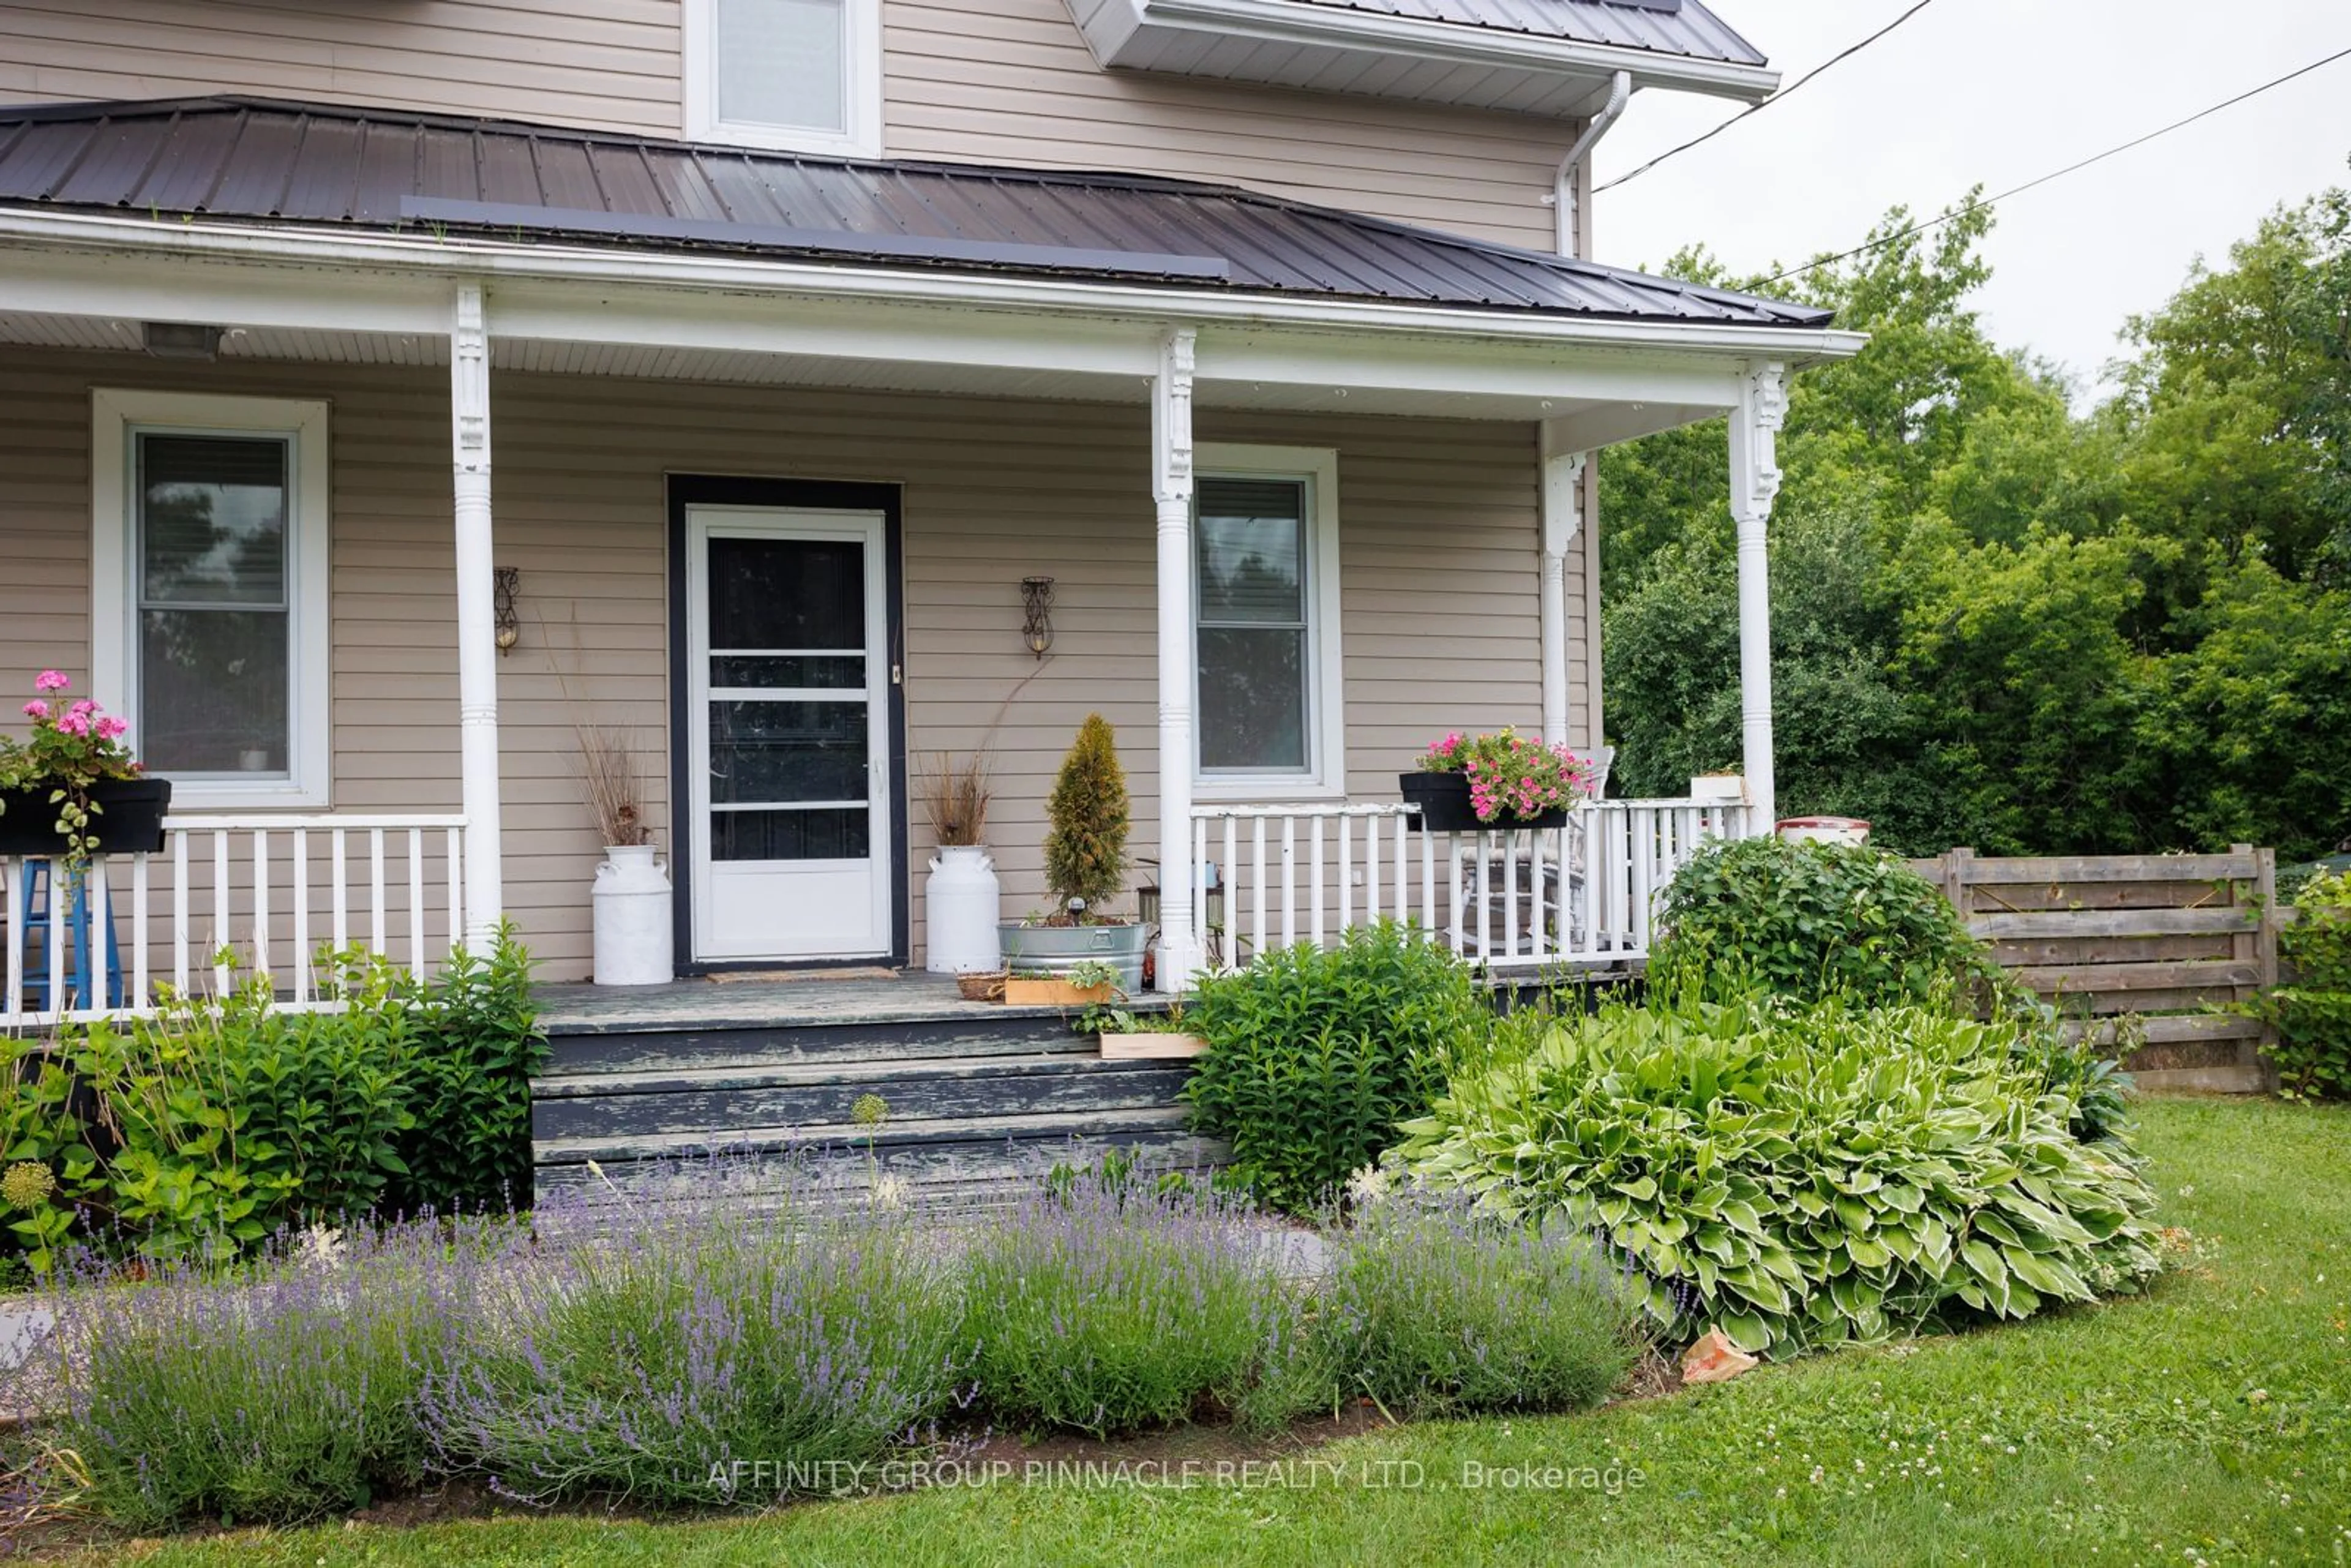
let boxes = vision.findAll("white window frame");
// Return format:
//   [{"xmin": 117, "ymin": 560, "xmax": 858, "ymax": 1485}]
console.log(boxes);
[
  {"xmin": 682, "ymin": 0, "xmax": 884, "ymax": 158},
  {"xmin": 91, "ymin": 389, "xmax": 332, "ymax": 811},
  {"xmin": 1191, "ymin": 444, "xmax": 1346, "ymax": 803}
]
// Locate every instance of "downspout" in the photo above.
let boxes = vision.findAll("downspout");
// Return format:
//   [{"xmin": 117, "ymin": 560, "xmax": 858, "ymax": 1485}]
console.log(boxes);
[{"xmin": 1553, "ymin": 70, "xmax": 1631, "ymax": 258}]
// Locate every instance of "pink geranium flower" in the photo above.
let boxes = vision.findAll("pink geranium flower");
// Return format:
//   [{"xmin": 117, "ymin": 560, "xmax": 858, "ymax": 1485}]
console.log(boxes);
[
  {"xmin": 22, "ymin": 700, "xmax": 47, "ymax": 720},
  {"xmin": 33, "ymin": 670, "xmax": 69, "ymax": 693}
]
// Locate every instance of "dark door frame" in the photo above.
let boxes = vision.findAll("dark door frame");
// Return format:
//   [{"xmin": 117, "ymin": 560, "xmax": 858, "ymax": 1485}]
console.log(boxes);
[{"xmin": 665, "ymin": 474, "xmax": 910, "ymax": 973}]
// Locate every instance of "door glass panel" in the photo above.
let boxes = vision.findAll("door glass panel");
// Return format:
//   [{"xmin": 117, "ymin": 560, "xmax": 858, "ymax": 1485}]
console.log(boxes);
[
  {"xmin": 710, "ymin": 654, "xmax": 865, "ymax": 689},
  {"xmin": 711, "ymin": 807, "xmax": 869, "ymax": 862},
  {"xmin": 708, "ymin": 536, "xmax": 864, "ymax": 650},
  {"xmin": 708, "ymin": 700, "xmax": 868, "ymax": 804}
]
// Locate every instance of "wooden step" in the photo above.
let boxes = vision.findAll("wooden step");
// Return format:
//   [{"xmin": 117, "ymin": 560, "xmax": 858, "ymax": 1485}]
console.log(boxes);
[
  {"xmin": 541, "ymin": 1013, "xmax": 1095, "ymax": 1078},
  {"xmin": 538, "ymin": 1101, "xmax": 1198, "ymax": 1167},
  {"xmin": 533, "ymin": 1053, "xmax": 1193, "ymax": 1142}
]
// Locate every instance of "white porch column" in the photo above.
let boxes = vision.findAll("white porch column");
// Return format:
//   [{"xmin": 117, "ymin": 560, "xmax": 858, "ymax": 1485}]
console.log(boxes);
[
  {"xmin": 1152, "ymin": 328, "xmax": 1201, "ymax": 991},
  {"xmin": 1537, "ymin": 428, "xmax": 1588, "ymax": 748},
  {"xmin": 450, "ymin": 282, "xmax": 504, "ymax": 944},
  {"xmin": 1728, "ymin": 361, "xmax": 1787, "ymax": 831}
]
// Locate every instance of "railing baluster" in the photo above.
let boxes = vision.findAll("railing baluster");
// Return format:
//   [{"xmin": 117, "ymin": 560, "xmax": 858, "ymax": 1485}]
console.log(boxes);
[
  {"xmin": 172, "ymin": 829, "xmax": 189, "ymax": 997},
  {"xmin": 447, "ymin": 825, "xmax": 465, "ymax": 957},
  {"xmin": 292, "ymin": 828, "xmax": 310, "ymax": 1003},
  {"xmin": 47, "ymin": 855, "xmax": 66, "ymax": 1022},
  {"xmin": 1632, "ymin": 806, "xmax": 1655, "ymax": 956},
  {"xmin": 1531, "ymin": 827, "xmax": 1548, "ymax": 961},
  {"xmin": 331, "ymin": 827, "xmax": 350, "ymax": 959},
  {"xmin": 1502, "ymin": 830, "xmax": 1520, "ymax": 961},
  {"xmin": 1191, "ymin": 817, "xmax": 1210, "ymax": 973},
  {"xmin": 132, "ymin": 852, "xmax": 149, "ymax": 1011},
  {"xmin": 1277, "ymin": 817, "xmax": 1294, "ymax": 950},
  {"xmin": 1221, "ymin": 818, "xmax": 1237, "ymax": 967},
  {"xmin": 1392, "ymin": 814, "xmax": 1408, "ymax": 925},
  {"xmin": 2, "ymin": 856, "xmax": 20, "ymax": 1022},
  {"xmin": 407, "ymin": 828, "xmax": 426, "ymax": 978},
  {"xmin": 370, "ymin": 829, "xmax": 388, "ymax": 958},
  {"xmin": 1419, "ymin": 822, "xmax": 1434, "ymax": 941},
  {"xmin": 1365, "ymin": 817, "xmax": 1380, "ymax": 924},
  {"xmin": 1474, "ymin": 833, "xmax": 1491, "ymax": 962},
  {"xmin": 212, "ymin": 829, "xmax": 231, "ymax": 998},
  {"xmin": 1309, "ymin": 816, "xmax": 1325, "ymax": 949},
  {"xmin": 252, "ymin": 829, "xmax": 271, "ymax": 993},
  {"xmin": 1337, "ymin": 814, "xmax": 1352, "ymax": 934},
  {"xmin": 1447, "ymin": 832, "xmax": 1463, "ymax": 956}
]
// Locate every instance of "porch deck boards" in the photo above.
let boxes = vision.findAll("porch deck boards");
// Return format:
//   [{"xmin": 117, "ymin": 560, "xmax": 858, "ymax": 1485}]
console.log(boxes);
[{"xmin": 536, "ymin": 971, "xmax": 1163, "ymax": 1035}]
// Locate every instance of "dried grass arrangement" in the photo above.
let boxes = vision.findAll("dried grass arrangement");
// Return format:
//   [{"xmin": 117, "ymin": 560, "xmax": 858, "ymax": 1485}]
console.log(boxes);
[
  {"xmin": 918, "ymin": 752, "xmax": 992, "ymax": 848},
  {"xmin": 576, "ymin": 724, "xmax": 653, "ymax": 848}
]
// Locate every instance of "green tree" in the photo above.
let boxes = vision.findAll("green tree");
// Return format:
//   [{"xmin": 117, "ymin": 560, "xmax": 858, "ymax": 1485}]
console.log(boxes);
[{"xmin": 1042, "ymin": 713, "xmax": 1132, "ymax": 914}]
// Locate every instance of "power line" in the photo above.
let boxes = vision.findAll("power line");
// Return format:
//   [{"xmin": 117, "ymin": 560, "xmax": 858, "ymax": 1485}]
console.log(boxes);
[
  {"xmin": 1594, "ymin": 0, "xmax": 1940, "ymax": 193},
  {"xmin": 1761, "ymin": 43, "xmax": 2351, "ymax": 286}
]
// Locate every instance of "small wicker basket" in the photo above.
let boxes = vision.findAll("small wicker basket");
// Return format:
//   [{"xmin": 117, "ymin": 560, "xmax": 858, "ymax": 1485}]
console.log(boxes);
[{"xmin": 956, "ymin": 970, "xmax": 1008, "ymax": 1002}]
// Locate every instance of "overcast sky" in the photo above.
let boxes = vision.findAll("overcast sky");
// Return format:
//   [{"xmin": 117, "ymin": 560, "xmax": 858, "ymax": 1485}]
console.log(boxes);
[{"xmin": 1595, "ymin": 0, "xmax": 2351, "ymax": 402}]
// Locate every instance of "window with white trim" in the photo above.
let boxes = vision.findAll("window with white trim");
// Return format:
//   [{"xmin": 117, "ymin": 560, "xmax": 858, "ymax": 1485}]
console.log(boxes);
[
  {"xmin": 92, "ymin": 391, "xmax": 332, "ymax": 809},
  {"xmin": 683, "ymin": 0, "xmax": 883, "ymax": 157},
  {"xmin": 1192, "ymin": 446, "xmax": 1345, "ymax": 800}
]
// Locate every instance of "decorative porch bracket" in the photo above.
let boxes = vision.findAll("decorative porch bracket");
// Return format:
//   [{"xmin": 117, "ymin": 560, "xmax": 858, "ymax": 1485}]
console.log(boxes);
[
  {"xmin": 1153, "ymin": 327, "xmax": 1202, "ymax": 991},
  {"xmin": 1537, "ymin": 432, "xmax": 1588, "ymax": 749},
  {"xmin": 1728, "ymin": 359, "xmax": 1787, "ymax": 829},
  {"xmin": 451, "ymin": 282, "xmax": 504, "ymax": 944}
]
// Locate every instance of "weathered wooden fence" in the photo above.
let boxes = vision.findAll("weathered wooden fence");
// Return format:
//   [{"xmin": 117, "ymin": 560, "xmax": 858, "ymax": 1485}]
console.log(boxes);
[{"xmin": 1908, "ymin": 846, "xmax": 2277, "ymax": 1094}]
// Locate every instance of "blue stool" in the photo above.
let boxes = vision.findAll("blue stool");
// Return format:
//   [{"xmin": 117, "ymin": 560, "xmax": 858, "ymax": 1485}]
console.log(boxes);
[{"xmin": 18, "ymin": 859, "xmax": 124, "ymax": 1011}]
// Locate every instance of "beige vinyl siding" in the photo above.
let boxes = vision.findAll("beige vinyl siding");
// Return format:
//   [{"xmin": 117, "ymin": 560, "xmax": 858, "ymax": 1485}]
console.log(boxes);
[
  {"xmin": 2, "ymin": 0, "xmax": 1569, "ymax": 249},
  {"xmin": 0, "ymin": 346, "xmax": 1573, "ymax": 977}
]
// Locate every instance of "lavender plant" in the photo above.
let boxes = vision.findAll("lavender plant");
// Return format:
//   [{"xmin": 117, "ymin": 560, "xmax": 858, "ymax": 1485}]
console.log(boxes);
[
  {"xmin": 960, "ymin": 1174, "xmax": 1318, "ymax": 1436},
  {"xmin": 1325, "ymin": 1191, "xmax": 1644, "ymax": 1417},
  {"xmin": 421, "ymin": 1185, "xmax": 966, "ymax": 1508},
  {"xmin": 36, "ymin": 1217, "xmax": 514, "ymax": 1529}
]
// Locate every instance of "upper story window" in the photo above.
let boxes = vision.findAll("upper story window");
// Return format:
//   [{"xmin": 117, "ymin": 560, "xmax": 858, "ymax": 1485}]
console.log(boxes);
[
  {"xmin": 91, "ymin": 391, "xmax": 332, "ymax": 810},
  {"xmin": 1192, "ymin": 446, "xmax": 1346, "ymax": 801},
  {"xmin": 684, "ymin": 0, "xmax": 883, "ymax": 157}
]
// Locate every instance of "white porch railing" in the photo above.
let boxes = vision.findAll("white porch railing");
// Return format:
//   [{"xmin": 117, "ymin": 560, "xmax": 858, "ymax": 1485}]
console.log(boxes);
[
  {"xmin": 1, "ymin": 814, "xmax": 467, "ymax": 1029},
  {"xmin": 1189, "ymin": 798, "xmax": 1755, "ymax": 974}
]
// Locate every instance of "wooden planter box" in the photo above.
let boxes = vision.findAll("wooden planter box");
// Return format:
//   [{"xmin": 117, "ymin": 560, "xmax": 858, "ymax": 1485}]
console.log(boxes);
[
  {"xmin": 1003, "ymin": 977, "xmax": 1116, "ymax": 1007},
  {"xmin": 1098, "ymin": 1030, "xmax": 1210, "ymax": 1060}
]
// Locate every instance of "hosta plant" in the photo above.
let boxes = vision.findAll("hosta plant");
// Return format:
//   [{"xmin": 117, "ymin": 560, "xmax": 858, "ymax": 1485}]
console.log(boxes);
[{"xmin": 1395, "ymin": 995, "xmax": 2164, "ymax": 1359}]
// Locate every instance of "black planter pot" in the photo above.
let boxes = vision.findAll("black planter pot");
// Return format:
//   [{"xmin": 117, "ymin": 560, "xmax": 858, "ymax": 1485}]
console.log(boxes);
[
  {"xmin": 0, "ymin": 778, "xmax": 174, "ymax": 857},
  {"xmin": 1398, "ymin": 770, "xmax": 1569, "ymax": 834}
]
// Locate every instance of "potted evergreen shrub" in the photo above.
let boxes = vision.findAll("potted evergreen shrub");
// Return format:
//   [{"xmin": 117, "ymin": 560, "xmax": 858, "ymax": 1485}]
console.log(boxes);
[
  {"xmin": 998, "ymin": 714, "xmax": 1149, "ymax": 991},
  {"xmin": 0, "ymin": 670, "xmax": 170, "ymax": 870},
  {"xmin": 1400, "ymin": 728, "xmax": 1591, "ymax": 833}
]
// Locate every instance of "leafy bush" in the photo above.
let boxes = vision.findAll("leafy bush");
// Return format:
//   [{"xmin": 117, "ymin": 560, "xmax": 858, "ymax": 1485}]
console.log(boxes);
[
  {"xmin": 1397, "ymin": 996, "xmax": 2164, "ymax": 1358},
  {"xmin": 960, "ymin": 1175, "xmax": 1313, "ymax": 1436},
  {"xmin": 1651, "ymin": 836, "xmax": 1995, "ymax": 1007},
  {"xmin": 1181, "ymin": 923, "xmax": 1490, "ymax": 1213},
  {"xmin": 1325, "ymin": 1193, "xmax": 1643, "ymax": 1417},
  {"xmin": 0, "ymin": 930, "xmax": 544, "ymax": 1268},
  {"xmin": 424, "ymin": 1191, "xmax": 964, "ymax": 1507},
  {"xmin": 43, "ymin": 1218, "xmax": 506, "ymax": 1529},
  {"xmin": 2253, "ymin": 868, "xmax": 2351, "ymax": 1099}
]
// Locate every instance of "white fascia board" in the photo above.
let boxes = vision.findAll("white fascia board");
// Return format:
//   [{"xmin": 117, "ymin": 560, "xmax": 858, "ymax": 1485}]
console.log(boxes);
[
  {"xmin": 1087, "ymin": 0, "xmax": 1781, "ymax": 105},
  {"xmin": 1198, "ymin": 326, "xmax": 1752, "ymax": 407},
  {"xmin": 0, "ymin": 208, "xmax": 1865, "ymax": 377}
]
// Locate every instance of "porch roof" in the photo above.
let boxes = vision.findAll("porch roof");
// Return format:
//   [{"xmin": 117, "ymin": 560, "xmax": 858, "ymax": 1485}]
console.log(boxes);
[{"xmin": 0, "ymin": 96, "xmax": 1831, "ymax": 329}]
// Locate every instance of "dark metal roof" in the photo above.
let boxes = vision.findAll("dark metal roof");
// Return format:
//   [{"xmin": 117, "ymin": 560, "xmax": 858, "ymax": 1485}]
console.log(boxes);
[
  {"xmin": 1285, "ymin": 0, "xmax": 1767, "ymax": 67},
  {"xmin": 0, "ymin": 97, "xmax": 1829, "ymax": 328}
]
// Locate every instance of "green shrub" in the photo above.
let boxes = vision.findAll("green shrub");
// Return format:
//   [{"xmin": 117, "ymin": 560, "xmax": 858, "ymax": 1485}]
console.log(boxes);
[
  {"xmin": 48, "ymin": 1218, "xmax": 502, "ymax": 1529},
  {"xmin": 960, "ymin": 1176, "xmax": 1314, "ymax": 1436},
  {"xmin": 0, "ymin": 929, "xmax": 544, "ymax": 1268},
  {"xmin": 1181, "ymin": 923, "xmax": 1490, "ymax": 1213},
  {"xmin": 1651, "ymin": 836, "xmax": 1995, "ymax": 1006},
  {"xmin": 1327, "ymin": 1196, "xmax": 1643, "ymax": 1418},
  {"xmin": 426, "ymin": 1195, "xmax": 962, "ymax": 1507},
  {"xmin": 1396, "ymin": 996, "xmax": 2164, "ymax": 1359},
  {"xmin": 388, "ymin": 931, "xmax": 548, "ymax": 1214},
  {"xmin": 2253, "ymin": 868, "xmax": 2351, "ymax": 1100}
]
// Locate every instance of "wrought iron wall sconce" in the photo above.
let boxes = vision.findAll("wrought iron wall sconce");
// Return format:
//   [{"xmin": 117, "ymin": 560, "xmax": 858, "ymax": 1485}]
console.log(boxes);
[
  {"xmin": 1021, "ymin": 576, "xmax": 1056, "ymax": 659},
  {"xmin": 493, "ymin": 568, "xmax": 520, "ymax": 655}
]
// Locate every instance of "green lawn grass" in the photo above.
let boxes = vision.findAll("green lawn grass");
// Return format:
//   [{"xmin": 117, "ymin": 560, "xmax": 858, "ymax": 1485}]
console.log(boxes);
[{"xmin": 77, "ymin": 1097, "xmax": 2351, "ymax": 1567}]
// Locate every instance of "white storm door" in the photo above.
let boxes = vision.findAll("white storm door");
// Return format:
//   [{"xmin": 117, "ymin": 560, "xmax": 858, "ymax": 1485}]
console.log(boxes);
[{"xmin": 685, "ymin": 506, "xmax": 891, "ymax": 962}]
